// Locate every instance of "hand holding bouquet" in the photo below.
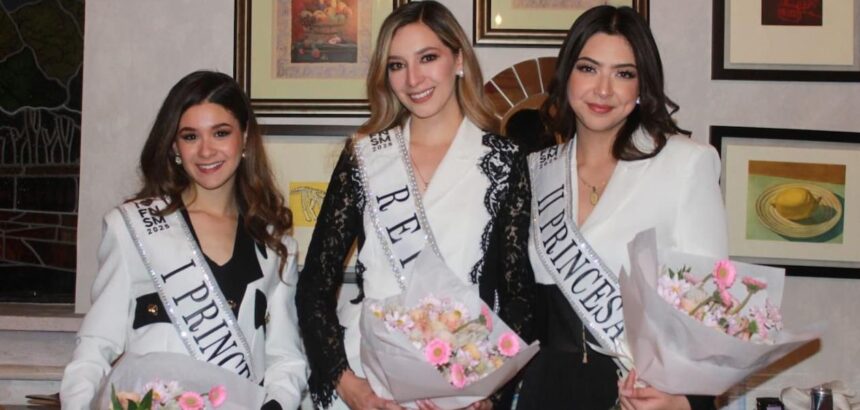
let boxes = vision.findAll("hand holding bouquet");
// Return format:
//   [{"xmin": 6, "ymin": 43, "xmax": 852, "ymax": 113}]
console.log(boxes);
[
  {"xmin": 360, "ymin": 248, "xmax": 539, "ymax": 409},
  {"xmin": 612, "ymin": 229, "xmax": 823, "ymax": 396}
]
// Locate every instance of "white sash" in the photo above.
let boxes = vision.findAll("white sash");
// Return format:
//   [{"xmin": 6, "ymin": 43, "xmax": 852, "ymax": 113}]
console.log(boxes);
[
  {"xmin": 528, "ymin": 142, "xmax": 626, "ymax": 356},
  {"xmin": 353, "ymin": 127, "xmax": 441, "ymax": 290},
  {"xmin": 119, "ymin": 198, "xmax": 258, "ymax": 382}
]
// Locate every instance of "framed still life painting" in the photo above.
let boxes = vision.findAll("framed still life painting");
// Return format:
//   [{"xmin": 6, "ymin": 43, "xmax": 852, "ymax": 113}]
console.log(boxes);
[
  {"xmin": 235, "ymin": 0, "xmax": 408, "ymax": 117},
  {"xmin": 710, "ymin": 126, "xmax": 860, "ymax": 279}
]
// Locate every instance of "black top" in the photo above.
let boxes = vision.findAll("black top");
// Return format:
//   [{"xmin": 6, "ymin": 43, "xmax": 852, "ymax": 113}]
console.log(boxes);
[
  {"xmin": 180, "ymin": 208, "xmax": 262, "ymax": 316},
  {"xmin": 296, "ymin": 135, "xmax": 536, "ymax": 409}
]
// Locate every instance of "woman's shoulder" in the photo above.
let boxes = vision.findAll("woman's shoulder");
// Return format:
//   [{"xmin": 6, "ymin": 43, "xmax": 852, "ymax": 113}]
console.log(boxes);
[{"xmin": 663, "ymin": 134, "xmax": 716, "ymax": 156}]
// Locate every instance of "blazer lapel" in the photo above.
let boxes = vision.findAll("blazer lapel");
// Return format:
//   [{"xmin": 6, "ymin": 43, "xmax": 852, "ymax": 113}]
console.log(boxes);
[
  {"xmin": 417, "ymin": 118, "xmax": 481, "ymax": 206},
  {"xmin": 579, "ymin": 131, "xmax": 655, "ymax": 232}
]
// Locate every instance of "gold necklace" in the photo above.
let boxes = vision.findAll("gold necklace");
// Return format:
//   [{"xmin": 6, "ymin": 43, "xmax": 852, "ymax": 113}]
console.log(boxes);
[
  {"xmin": 410, "ymin": 154, "xmax": 431, "ymax": 187},
  {"xmin": 577, "ymin": 174, "xmax": 606, "ymax": 205}
]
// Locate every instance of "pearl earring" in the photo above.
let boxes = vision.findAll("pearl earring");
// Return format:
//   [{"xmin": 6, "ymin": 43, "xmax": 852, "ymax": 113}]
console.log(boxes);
[
  {"xmin": 636, "ymin": 96, "xmax": 641, "ymax": 105},
  {"xmin": 456, "ymin": 69, "xmax": 464, "ymax": 78},
  {"xmin": 174, "ymin": 155, "xmax": 182, "ymax": 165}
]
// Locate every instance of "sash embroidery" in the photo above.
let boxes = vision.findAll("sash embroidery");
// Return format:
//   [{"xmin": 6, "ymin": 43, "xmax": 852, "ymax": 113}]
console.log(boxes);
[
  {"xmin": 529, "ymin": 142, "xmax": 626, "ymax": 359},
  {"xmin": 119, "ymin": 198, "xmax": 257, "ymax": 382},
  {"xmin": 353, "ymin": 128, "xmax": 441, "ymax": 290}
]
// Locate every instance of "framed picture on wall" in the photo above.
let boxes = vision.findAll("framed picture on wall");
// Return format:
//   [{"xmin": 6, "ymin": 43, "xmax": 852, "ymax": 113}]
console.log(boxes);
[
  {"xmin": 235, "ymin": 0, "xmax": 408, "ymax": 117},
  {"xmin": 710, "ymin": 126, "xmax": 860, "ymax": 279},
  {"xmin": 473, "ymin": 0, "xmax": 649, "ymax": 46},
  {"xmin": 712, "ymin": 0, "xmax": 860, "ymax": 81}
]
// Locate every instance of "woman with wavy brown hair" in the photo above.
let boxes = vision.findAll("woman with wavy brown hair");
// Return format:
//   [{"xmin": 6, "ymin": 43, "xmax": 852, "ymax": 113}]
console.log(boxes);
[
  {"xmin": 61, "ymin": 71, "xmax": 307, "ymax": 410},
  {"xmin": 296, "ymin": 2, "xmax": 535, "ymax": 409}
]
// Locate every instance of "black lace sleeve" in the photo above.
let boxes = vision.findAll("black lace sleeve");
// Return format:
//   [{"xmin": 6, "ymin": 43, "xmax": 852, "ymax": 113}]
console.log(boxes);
[
  {"xmin": 482, "ymin": 146, "xmax": 537, "ymax": 409},
  {"xmin": 485, "ymin": 146, "xmax": 536, "ymax": 341},
  {"xmin": 295, "ymin": 146, "xmax": 364, "ymax": 408}
]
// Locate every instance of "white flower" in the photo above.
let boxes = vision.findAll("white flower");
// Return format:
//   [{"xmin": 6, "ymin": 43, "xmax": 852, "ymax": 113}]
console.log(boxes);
[{"xmin": 657, "ymin": 275, "xmax": 691, "ymax": 308}]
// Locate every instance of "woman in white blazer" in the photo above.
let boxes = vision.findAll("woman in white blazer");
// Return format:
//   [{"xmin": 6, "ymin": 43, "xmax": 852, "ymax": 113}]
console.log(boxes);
[
  {"xmin": 517, "ymin": 6, "xmax": 727, "ymax": 410},
  {"xmin": 60, "ymin": 71, "xmax": 307, "ymax": 410},
  {"xmin": 296, "ymin": 3, "xmax": 534, "ymax": 410}
]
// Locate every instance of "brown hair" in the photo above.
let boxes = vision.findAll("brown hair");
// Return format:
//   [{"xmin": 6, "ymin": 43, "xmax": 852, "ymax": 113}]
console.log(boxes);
[
  {"xmin": 134, "ymin": 70, "xmax": 292, "ymax": 269},
  {"xmin": 358, "ymin": 0, "xmax": 499, "ymax": 135},
  {"xmin": 540, "ymin": 6, "xmax": 690, "ymax": 160}
]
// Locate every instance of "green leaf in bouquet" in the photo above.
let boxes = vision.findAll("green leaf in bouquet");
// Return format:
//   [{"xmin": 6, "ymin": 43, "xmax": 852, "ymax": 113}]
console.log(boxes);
[
  {"xmin": 139, "ymin": 389, "xmax": 153, "ymax": 409},
  {"xmin": 111, "ymin": 385, "xmax": 123, "ymax": 410}
]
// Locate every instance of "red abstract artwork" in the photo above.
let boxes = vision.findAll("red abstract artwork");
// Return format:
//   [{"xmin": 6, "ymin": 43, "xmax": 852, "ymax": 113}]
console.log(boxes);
[{"xmin": 761, "ymin": 0, "xmax": 823, "ymax": 26}]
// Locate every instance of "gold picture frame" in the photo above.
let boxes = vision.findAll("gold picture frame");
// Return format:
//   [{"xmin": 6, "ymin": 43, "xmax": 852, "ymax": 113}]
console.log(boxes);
[
  {"xmin": 235, "ymin": 0, "xmax": 408, "ymax": 117},
  {"xmin": 473, "ymin": 0, "xmax": 649, "ymax": 46}
]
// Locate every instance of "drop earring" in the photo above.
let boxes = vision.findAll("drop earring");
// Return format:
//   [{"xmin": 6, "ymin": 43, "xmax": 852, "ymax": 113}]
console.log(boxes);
[
  {"xmin": 174, "ymin": 154, "xmax": 182, "ymax": 165},
  {"xmin": 241, "ymin": 150, "xmax": 246, "ymax": 159},
  {"xmin": 635, "ymin": 96, "xmax": 641, "ymax": 105}
]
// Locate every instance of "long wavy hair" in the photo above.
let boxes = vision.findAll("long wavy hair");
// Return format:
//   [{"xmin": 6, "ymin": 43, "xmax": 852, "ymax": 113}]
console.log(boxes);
[
  {"xmin": 540, "ymin": 6, "xmax": 690, "ymax": 160},
  {"xmin": 357, "ymin": 0, "xmax": 499, "ymax": 136},
  {"xmin": 134, "ymin": 70, "xmax": 292, "ymax": 268}
]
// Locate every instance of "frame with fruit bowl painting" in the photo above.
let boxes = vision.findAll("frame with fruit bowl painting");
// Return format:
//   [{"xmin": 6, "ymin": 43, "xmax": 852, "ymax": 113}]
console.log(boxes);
[
  {"xmin": 710, "ymin": 126, "xmax": 860, "ymax": 278},
  {"xmin": 235, "ymin": 0, "xmax": 408, "ymax": 118}
]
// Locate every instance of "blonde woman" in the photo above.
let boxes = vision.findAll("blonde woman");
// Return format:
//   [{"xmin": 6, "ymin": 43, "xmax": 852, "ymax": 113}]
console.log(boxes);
[{"xmin": 296, "ymin": 2, "xmax": 534, "ymax": 409}]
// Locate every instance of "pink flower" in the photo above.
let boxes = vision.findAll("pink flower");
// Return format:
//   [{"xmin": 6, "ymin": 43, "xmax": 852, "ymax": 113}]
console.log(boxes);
[
  {"xmin": 742, "ymin": 276, "xmax": 767, "ymax": 292},
  {"xmin": 718, "ymin": 288, "xmax": 734, "ymax": 308},
  {"xmin": 178, "ymin": 391, "xmax": 205, "ymax": 410},
  {"xmin": 208, "ymin": 385, "xmax": 227, "ymax": 408},
  {"xmin": 713, "ymin": 260, "xmax": 736, "ymax": 289},
  {"xmin": 497, "ymin": 332, "xmax": 520, "ymax": 357},
  {"xmin": 449, "ymin": 363, "xmax": 467, "ymax": 389},
  {"xmin": 683, "ymin": 271, "xmax": 701, "ymax": 285},
  {"xmin": 481, "ymin": 304, "xmax": 493, "ymax": 331},
  {"xmin": 424, "ymin": 338, "xmax": 451, "ymax": 366}
]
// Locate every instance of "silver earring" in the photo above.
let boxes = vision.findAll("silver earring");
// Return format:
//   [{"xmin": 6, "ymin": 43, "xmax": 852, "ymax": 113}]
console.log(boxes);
[
  {"xmin": 456, "ymin": 69, "xmax": 464, "ymax": 78},
  {"xmin": 241, "ymin": 150, "xmax": 246, "ymax": 159},
  {"xmin": 174, "ymin": 155, "xmax": 182, "ymax": 165},
  {"xmin": 636, "ymin": 96, "xmax": 641, "ymax": 105}
]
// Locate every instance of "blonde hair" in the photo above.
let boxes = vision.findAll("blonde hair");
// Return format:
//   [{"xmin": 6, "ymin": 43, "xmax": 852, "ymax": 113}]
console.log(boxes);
[{"xmin": 358, "ymin": 1, "xmax": 499, "ymax": 135}]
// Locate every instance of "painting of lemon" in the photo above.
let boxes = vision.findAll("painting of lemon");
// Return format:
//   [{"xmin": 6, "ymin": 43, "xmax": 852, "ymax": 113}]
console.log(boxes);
[
  {"xmin": 747, "ymin": 160, "xmax": 844, "ymax": 243},
  {"xmin": 770, "ymin": 187, "xmax": 821, "ymax": 221}
]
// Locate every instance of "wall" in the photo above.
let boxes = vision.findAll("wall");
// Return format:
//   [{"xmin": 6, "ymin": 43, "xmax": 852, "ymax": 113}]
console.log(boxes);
[{"xmin": 77, "ymin": 0, "xmax": 860, "ymax": 407}]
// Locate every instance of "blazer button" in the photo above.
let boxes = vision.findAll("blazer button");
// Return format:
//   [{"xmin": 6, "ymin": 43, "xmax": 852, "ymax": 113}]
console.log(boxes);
[{"xmin": 147, "ymin": 304, "xmax": 159, "ymax": 316}]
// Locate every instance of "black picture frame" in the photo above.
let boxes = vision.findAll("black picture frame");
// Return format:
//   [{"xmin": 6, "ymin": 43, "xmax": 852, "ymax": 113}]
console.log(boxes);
[
  {"xmin": 712, "ymin": 0, "xmax": 860, "ymax": 82},
  {"xmin": 710, "ymin": 126, "xmax": 860, "ymax": 279}
]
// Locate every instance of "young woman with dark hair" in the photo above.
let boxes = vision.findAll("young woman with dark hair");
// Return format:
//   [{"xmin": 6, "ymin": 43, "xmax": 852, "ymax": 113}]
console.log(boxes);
[
  {"xmin": 518, "ymin": 6, "xmax": 727, "ymax": 410},
  {"xmin": 60, "ymin": 71, "xmax": 306, "ymax": 410}
]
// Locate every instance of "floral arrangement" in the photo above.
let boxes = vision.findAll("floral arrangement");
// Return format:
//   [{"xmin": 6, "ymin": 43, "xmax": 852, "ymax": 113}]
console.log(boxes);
[
  {"xmin": 370, "ymin": 295, "xmax": 520, "ymax": 389},
  {"xmin": 110, "ymin": 380, "xmax": 226, "ymax": 410},
  {"xmin": 656, "ymin": 259, "xmax": 784, "ymax": 343}
]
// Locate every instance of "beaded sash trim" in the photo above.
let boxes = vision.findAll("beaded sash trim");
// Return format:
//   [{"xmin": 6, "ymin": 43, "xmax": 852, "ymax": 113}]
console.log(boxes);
[
  {"xmin": 119, "ymin": 198, "xmax": 257, "ymax": 382},
  {"xmin": 354, "ymin": 128, "xmax": 441, "ymax": 291},
  {"xmin": 528, "ymin": 142, "xmax": 626, "ymax": 358}
]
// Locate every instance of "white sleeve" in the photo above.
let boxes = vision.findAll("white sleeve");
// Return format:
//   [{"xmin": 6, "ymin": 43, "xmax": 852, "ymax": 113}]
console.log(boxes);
[
  {"xmin": 675, "ymin": 144, "xmax": 729, "ymax": 259},
  {"xmin": 263, "ymin": 237, "xmax": 309, "ymax": 409},
  {"xmin": 60, "ymin": 210, "xmax": 131, "ymax": 410}
]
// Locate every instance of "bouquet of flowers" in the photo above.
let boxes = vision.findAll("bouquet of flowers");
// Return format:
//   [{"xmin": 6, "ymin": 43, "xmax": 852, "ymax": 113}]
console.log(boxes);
[
  {"xmin": 611, "ymin": 229, "xmax": 823, "ymax": 395},
  {"xmin": 657, "ymin": 259, "xmax": 784, "ymax": 344},
  {"xmin": 95, "ymin": 352, "xmax": 265, "ymax": 409},
  {"xmin": 360, "ymin": 248, "xmax": 539, "ymax": 409},
  {"xmin": 110, "ymin": 381, "xmax": 226, "ymax": 410}
]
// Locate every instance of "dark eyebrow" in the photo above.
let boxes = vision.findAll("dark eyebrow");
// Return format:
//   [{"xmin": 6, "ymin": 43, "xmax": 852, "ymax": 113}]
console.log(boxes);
[
  {"xmin": 388, "ymin": 46, "xmax": 442, "ymax": 60},
  {"xmin": 177, "ymin": 123, "xmax": 233, "ymax": 133},
  {"xmin": 576, "ymin": 56, "xmax": 637, "ymax": 70}
]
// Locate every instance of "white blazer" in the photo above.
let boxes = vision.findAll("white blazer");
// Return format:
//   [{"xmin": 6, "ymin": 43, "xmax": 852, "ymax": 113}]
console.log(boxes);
[
  {"xmin": 529, "ymin": 134, "xmax": 729, "ymax": 284},
  {"xmin": 60, "ymin": 206, "xmax": 307, "ymax": 409}
]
